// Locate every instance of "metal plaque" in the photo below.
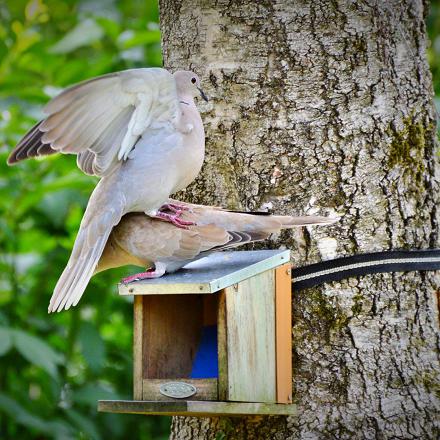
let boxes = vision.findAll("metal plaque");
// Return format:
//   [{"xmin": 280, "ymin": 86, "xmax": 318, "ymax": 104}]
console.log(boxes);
[{"xmin": 159, "ymin": 382, "xmax": 197, "ymax": 399}]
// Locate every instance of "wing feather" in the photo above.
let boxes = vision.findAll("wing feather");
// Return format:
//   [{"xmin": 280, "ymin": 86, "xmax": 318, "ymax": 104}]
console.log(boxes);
[
  {"xmin": 90, "ymin": 106, "xmax": 134, "ymax": 175},
  {"xmin": 48, "ymin": 189, "xmax": 126, "ymax": 312},
  {"xmin": 50, "ymin": 106, "xmax": 123, "ymax": 153},
  {"xmin": 7, "ymin": 121, "xmax": 57, "ymax": 164},
  {"xmin": 77, "ymin": 151, "xmax": 95, "ymax": 176},
  {"xmin": 8, "ymin": 68, "xmax": 179, "ymax": 176}
]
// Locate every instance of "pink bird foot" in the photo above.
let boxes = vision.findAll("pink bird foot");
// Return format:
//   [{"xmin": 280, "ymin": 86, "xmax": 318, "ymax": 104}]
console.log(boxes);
[
  {"xmin": 160, "ymin": 202, "xmax": 192, "ymax": 215},
  {"xmin": 121, "ymin": 266, "xmax": 166, "ymax": 284},
  {"xmin": 155, "ymin": 211, "xmax": 194, "ymax": 228},
  {"xmin": 154, "ymin": 203, "xmax": 195, "ymax": 229}
]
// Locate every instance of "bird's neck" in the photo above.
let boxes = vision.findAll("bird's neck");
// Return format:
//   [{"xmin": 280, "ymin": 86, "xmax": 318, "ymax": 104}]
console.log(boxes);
[{"xmin": 178, "ymin": 94, "xmax": 196, "ymax": 107}]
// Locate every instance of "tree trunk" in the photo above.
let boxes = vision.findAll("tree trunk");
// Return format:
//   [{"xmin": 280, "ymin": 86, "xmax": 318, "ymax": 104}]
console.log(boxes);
[{"xmin": 159, "ymin": 0, "xmax": 440, "ymax": 438}]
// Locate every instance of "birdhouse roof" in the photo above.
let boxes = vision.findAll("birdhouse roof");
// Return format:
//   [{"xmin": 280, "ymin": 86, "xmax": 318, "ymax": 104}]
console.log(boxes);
[{"xmin": 118, "ymin": 250, "xmax": 290, "ymax": 295}]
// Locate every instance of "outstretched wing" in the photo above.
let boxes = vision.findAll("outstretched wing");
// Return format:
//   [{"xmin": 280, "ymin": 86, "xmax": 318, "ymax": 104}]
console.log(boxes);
[{"xmin": 8, "ymin": 68, "xmax": 179, "ymax": 176}]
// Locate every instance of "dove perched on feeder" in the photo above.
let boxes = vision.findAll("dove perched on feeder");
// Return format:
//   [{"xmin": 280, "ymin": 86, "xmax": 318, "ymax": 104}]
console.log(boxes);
[
  {"xmin": 7, "ymin": 68, "xmax": 208, "ymax": 312},
  {"xmin": 95, "ymin": 201, "xmax": 337, "ymax": 283}
]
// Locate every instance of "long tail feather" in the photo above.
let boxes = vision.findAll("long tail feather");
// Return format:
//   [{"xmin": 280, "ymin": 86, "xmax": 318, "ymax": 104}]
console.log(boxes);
[
  {"xmin": 271, "ymin": 214, "xmax": 338, "ymax": 227},
  {"xmin": 48, "ymin": 187, "xmax": 126, "ymax": 313}
]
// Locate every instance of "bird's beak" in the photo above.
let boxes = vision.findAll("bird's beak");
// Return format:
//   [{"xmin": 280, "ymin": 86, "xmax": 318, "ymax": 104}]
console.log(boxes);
[{"xmin": 197, "ymin": 87, "xmax": 208, "ymax": 102}]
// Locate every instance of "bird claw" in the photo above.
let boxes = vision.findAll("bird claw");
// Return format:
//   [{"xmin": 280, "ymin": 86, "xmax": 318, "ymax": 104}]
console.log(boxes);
[
  {"xmin": 154, "ymin": 211, "xmax": 194, "ymax": 229},
  {"xmin": 160, "ymin": 202, "xmax": 192, "ymax": 215},
  {"xmin": 121, "ymin": 268, "xmax": 164, "ymax": 284},
  {"xmin": 154, "ymin": 203, "xmax": 195, "ymax": 228},
  {"xmin": 121, "ymin": 275, "xmax": 140, "ymax": 284}
]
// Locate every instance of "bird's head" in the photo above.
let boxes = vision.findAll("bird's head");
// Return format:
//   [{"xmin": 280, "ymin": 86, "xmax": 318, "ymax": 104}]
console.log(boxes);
[{"xmin": 174, "ymin": 70, "xmax": 208, "ymax": 102}]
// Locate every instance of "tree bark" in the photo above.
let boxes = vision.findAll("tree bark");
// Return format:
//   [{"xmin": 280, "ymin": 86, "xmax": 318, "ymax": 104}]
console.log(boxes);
[{"xmin": 159, "ymin": 0, "xmax": 440, "ymax": 438}]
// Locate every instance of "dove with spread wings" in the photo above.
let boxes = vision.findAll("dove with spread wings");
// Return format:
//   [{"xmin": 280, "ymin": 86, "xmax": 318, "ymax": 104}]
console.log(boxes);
[{"xmin": 8, "ymin": 68, "xmax": 208, "ymax": 312}]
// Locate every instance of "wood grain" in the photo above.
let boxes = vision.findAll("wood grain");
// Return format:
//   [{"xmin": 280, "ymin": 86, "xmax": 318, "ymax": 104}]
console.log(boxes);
[
  {"xmin": 98, "ymin": 399, "xmax": 297, "ymax": 416},
  {"xmin": 142, "ymin": 294, "xmax": 203, "ymax": 379},
  {"xmin": 203, "ymin": 294, "xmax": 218, "ymax": 326},
  {"xmin": 225, "ymin": 270, "xmax": 277, "ymax": 403},
  {"xmin": 217, "ymin": 290, "xmax": 228, "ymax": 400},
  {"xmin": 133, "ymin": 296, "xmax": 144, "ymax": 400},
  {"xmin": 275, "ymin": 264, "xmax": 293, "ymax": 403}
]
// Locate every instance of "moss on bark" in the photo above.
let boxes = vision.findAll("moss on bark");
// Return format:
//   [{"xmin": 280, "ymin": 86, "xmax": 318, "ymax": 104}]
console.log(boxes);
[{"xmin": 388, "ymin": 114, "xmax": 432, "ymax": 185}]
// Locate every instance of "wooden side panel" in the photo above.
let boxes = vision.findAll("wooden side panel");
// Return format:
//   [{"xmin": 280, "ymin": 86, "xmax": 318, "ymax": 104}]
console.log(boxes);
[
  {"xmin": 275, "ymin": 264, "xmax": 293, "ymax": 403},
  {"xmin": 203, "ymin": 294, "xmax": 218, "ymax": 326},
  {"xmin": 142, "ymin": 378, "xmax": 218, "ymax": 401},
  {"xmin": 225, "ymin": 270, "xmax": 276, "ymax": 403},
  {"xmin": 217, "ymin": 290, "xmax": 228, "ymax": 401},
  {"xmin": 142, "ymin": 294, "xmax": 203, "ymax": 379},
  {"xmin": 133, "ymin": 296, "xmax": 144, "ymax": 400}
]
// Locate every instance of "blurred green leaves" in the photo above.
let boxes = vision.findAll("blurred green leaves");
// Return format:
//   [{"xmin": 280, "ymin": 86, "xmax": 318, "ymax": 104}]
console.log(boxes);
[
  {"xmin": 79, "ymin": 322, "xmax": 106, "ymax": 374},
  {"xmin": 11, "ymin": 327, "xmax": 64, "ymax": 377},
  {"xmin": 118, "ymin": 28, "xmax": 161, "ymax": 49},
  {"xmin": 49, "ymin": 19, "xmax": 104, "ymax": 54},
  {"xmin": 0, "ymin": 327, "xmax": 13, "ymax": 355},
  {"xmin": 0, "ymin": 393, "xmax": 73, "ymax": 438},
  {"xmin": 427, "ymin": 2, "xmax": 440, "ymax": 134},
  {"xmin": 0, "ymin": 0, "xmax": 170, "ymax": 438}
]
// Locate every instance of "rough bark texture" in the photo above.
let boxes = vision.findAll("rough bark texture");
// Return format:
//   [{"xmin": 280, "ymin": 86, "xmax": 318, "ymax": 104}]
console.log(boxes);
[{"xmin": 159, "ymin": 0, "xmax": 440, "ymax": 438}]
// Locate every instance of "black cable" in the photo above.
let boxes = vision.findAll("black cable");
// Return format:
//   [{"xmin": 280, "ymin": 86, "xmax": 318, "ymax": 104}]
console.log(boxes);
[{"xmin": 292, "ymin": 249, "xmax": 440, "ymax": 290}]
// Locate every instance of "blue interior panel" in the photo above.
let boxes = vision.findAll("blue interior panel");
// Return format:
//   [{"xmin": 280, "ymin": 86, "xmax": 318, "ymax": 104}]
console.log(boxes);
[{"xmin": 190, "ymin": 325, "xmax": 218, "ymax": 378}]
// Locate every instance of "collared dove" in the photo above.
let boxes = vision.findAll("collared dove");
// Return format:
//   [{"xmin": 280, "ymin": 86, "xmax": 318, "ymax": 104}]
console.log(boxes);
[
  {"xmin": 95, "ymin": 201, "xmax": 337, "ymax": 283},
  {"xmin": 7, "ymin": 68, "xmax": 208, "ymax": 312},
  {"xmin": 8, "ymin": 68, "xmax": 207, "ymax": 175}
]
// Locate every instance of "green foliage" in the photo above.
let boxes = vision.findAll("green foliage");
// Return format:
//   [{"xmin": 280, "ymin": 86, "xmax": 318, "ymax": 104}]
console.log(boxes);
[
  {"xmin": 427, "ymin": 2, "xmax": 440, "ymax": 134},
  {"xmin": 0, "ymin": 0, "xmax": 169, "ymax": 438},
  {"xmin": 4, "ymin": 327, "xmax": 64, "ymax": 378}
]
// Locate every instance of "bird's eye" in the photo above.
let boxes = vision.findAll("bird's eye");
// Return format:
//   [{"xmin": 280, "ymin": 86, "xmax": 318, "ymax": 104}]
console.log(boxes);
[{"xmin": 191, "ymin": 77, "xmax": 196, "ymax": 84}]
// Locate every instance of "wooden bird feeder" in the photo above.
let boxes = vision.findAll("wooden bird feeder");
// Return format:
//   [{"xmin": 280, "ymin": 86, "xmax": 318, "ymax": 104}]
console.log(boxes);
[{"xmin": 98, "ymin": 250, "xmax": 296, "ymax": 417}]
